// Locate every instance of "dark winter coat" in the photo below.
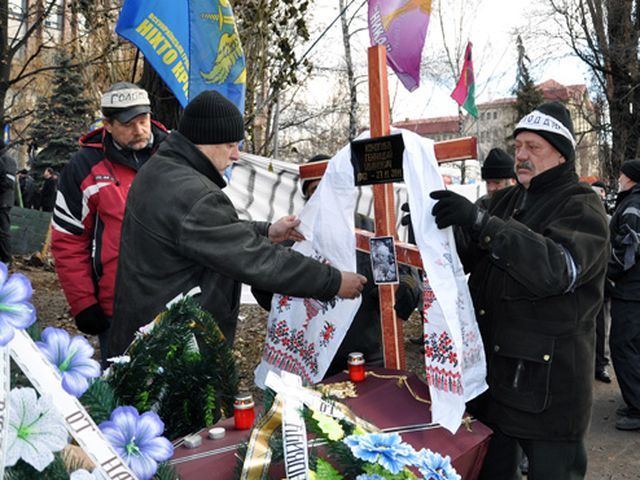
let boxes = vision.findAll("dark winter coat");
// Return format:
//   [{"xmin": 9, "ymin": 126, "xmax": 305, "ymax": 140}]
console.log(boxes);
[
  {"xmin": 38, "ymin": 176, "xmax": 58, "ymax": 212},
  {"xmin": 110, "ymin": 131, "xmax": 342, "ymax": 356},
  {"xmin": 0, "ymin": 149, "xmax": 17, "ymax": 208},
  {"xmin": 607, "ymin": 183, "xmax": 640, "ymax": 300},
  {"xmin": 51, "ymin": 121, "xmax": 168, "ymax": 319},
  {"xmin": 458, "ymin": 161, "xmax": 609, "ymax": 441},
  {"xmin": 17, "ymin": 174, "xmax": 37, "ymax": 208}
]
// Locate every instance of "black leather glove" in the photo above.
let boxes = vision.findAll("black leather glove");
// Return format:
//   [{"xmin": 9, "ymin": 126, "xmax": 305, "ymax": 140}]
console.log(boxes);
[
  {"xmin": 75, "ymin": 304, "xmax": 110, "ymax": 335},
  {"xmin": 400, "ymin": 202, "xmax": 416, "ymax": 244},
  {"xmin": 394, "ymin": 273, "xmax": 422, "ymax": 320},
  {"xmin": 430, "ymin": 190, "xmax": 485, "ymax": 230}
]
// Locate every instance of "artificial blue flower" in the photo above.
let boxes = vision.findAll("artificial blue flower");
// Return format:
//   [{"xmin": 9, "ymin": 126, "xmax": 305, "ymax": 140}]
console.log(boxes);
[
  {"xmin": 344, "ymin": 432, "xmax": 418, "ymax": 475},
  {"xmin": 36, "ymin": 327, "xmax": 101, "ymax": 397},
  {"xmin": 415, "ymin": 448, "xmax": 461, "ymax": 480},
  {"xmin": 355, "ymin": 475, "xmax": 386, "ymax": 480},
  {"xmin": 99, "ymin": 406, "xmax": 173, "ymax": 480},
  {"xmin": 0, "ymin": 262, "xmax": 36, "ymax": 346}
]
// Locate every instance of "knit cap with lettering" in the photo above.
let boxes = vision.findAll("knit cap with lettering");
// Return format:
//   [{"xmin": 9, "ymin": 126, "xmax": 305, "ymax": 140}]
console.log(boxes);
[
  {"xmin": 178, "ymin": 90, "xmax": 244, "ymax": 145},
  {"xmin": 513, "ymin": 101, "xmax": 576, "ymax": 162},
  {"xmin": 100, "ymin": 82, "xmax": 151, "ymax": 123}
]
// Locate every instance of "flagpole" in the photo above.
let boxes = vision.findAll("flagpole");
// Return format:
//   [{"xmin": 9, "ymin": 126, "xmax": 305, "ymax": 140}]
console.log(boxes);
[{"xmin": 475, "ymin": 115, "xmax": 483, "ymax": 164}]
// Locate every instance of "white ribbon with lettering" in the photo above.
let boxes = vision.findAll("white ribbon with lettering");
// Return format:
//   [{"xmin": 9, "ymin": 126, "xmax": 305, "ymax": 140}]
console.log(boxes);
[
  {"xmin": 265, "ymin": 371, "xmax": 379, "ymax": 431},
  {"xmin": 9, "ymin": 330, "xmax": 137, "ymax": 480},
  {"xmin": 0, "ymin": 348, "xmax": 9, "ymax": 480},
  {"xmin": 279, "ymin": 372, "xmax": 309, "ymax": 480}
]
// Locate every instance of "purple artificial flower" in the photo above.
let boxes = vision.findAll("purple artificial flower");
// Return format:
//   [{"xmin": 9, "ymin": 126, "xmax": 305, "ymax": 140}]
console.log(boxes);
[
  {"xmin": 0, "ymin": 262, "xmax": 36, "ymax": 346},
  {"xmin": 415, "ymin": 448, "xmax": 461, "ymax": 480},
  {"xmin": 36, "ymin": 327, "xmax": 101, "ymax": 397},
  {"xmin": 344, "ymin": 432, "xmax": 419, "ymax": 475},
  {"xmin": 99, "ymin": 406, "xmax": 173, "ymax": 480}
]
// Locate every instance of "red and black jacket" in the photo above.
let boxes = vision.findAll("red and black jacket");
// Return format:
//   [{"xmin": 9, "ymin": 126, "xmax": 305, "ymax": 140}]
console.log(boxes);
[{"xmin": 51, "ymin": 121, "xmax": 168, "ymax": 318}]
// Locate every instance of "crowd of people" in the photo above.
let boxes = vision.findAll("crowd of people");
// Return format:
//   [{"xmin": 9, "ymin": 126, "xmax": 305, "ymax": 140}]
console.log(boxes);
[{"xmin": 1, "ymin": 80, "xmax": 637, "ymax": 480}]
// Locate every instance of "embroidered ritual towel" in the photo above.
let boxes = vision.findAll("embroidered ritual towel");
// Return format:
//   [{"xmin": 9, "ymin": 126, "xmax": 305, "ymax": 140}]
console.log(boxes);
[
  {"xmin": 400, "ymin": 128, "xmax": 487, "ymax": 433},
  {"xmin": 254, "ymin": 143, "xmax": 362, "ymax": 387}
]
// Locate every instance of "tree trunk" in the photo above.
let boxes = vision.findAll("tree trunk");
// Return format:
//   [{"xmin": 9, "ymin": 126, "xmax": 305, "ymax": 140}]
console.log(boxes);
[
  {"xmin": 339, "ymin": 0, "xmax": 358, "ymax": 141},
  {"xmin": 139, "ymin": 59, "xmax": 181, "ymax": 130}
]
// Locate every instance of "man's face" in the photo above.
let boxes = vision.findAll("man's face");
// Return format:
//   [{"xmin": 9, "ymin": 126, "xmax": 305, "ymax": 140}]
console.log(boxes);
[
  {"xmin": 104, "ymin": 113, "xmax": 152, "ymax": 151},
  {"xmin": 618, "ymin": 172, "xmax": 637, "ymax": 193},
  {"xmin": 592, "ymin": 185, "xmax": 606, "ymax": 199},
  {"xmin": 485, "ymin": 178, "xmax": 515, "ymax": 196},
  {"xmin": 197, "ymin": 142, "xmax": 241, "ymax": 175},
  {"xmin": 305, "ymin": 180, "xmax": 321, "ymax": 199},
  {"xmin": 514, "ymin": 131, "xmax": 566, "ymax": 189}
]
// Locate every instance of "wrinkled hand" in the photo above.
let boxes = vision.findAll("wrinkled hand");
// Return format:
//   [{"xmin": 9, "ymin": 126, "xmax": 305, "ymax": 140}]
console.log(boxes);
[
  {"xmin": 337, "ymin": 272, "xmax": 367, "ymax": 299},
  {"xmin": 75, "ymin": 304, "xmax": 110, "ymax": 335},
  {"xmin": 268, "ymin": 215, "xmax": 306, "ymax": 243},
  {"xmin": 430, "ymin": 190, "xmax": 480, "ymax": 230}
]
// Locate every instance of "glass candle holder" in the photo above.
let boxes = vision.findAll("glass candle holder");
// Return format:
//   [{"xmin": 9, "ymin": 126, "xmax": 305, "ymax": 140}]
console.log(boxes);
[
  {"xmin": 234, "ymin": 393, "xmax": 255, "ymax": 430},
  {"xmin": 348, "ymin": 352, "xmax": 366, "ymax": 382}
]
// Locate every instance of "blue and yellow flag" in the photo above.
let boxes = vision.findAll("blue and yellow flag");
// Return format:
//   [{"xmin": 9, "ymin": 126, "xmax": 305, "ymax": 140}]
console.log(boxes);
[{"xmin": 116, "ymin": 0, "xmax": 246, "ymax": 112}]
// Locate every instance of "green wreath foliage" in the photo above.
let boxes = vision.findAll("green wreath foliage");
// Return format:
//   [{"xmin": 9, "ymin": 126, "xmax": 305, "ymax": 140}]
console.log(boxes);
[{"xmin": 108, "ymin": 297, "xmax": 239, "ymax": 440}]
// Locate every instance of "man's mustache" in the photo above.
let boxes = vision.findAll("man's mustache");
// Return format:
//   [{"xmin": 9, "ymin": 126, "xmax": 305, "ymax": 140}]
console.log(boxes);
[{"xmin": 516, "ymin": 161, "xmax": 534, "ymax": 171}]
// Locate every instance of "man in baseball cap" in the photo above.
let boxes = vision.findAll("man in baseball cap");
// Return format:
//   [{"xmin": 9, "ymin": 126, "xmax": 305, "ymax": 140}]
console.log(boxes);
[
  {"xmin": 100, "ymin": 81, "xmax": 152, "ymax": 124},
  {"xmin": 51, "ymin": 82, "xmax": 168, "ymax": 367}
]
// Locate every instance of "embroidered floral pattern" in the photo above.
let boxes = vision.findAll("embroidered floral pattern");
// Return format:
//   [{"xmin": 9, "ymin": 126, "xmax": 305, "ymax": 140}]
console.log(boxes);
[
  {"xmin": 425, "ymin": 365, "xmax": 463, "ymax": 394},
  {"xmin": 424, "ymin": 331, "xmax": 458, "ymax": 368},
  {"xmin": 266, "ymin": 320, "xmax": 319, "ymax": 375},
  {"xmin": 303, "ymin": 297, "xmax": 338, "ymax": 326},
  {"xmin": 422, "ymin": 277, "xmax": 436, "ymax": 321},
  {"xmin": 319, "ymin": 321, "xmax": 336, "ymax": 348},
  {"xmin": 461, "ymin": 326, "xmax": 484, "ymax": 367},
  {"xmin": 276, "ymin": 295, "xmax": 292, "ymax": 313}
]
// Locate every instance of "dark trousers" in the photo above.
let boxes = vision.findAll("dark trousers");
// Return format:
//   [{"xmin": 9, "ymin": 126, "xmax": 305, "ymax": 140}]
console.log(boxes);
[
  {"xmin": 98, "ymin": 325, "xmax": 110, "ymax": 370},
  {"xmin": 478, "ymin": 427, "xmax": 587, "ymax": 480},
  {"xmin": 610, "ymin": 299, "xmax": 640, "ymax": 413},
  {"xmin": 0, "ymin": 206, "xmax": 11, "ymax": 263},
  {"xmin": 595, "ymin": 299, "xmax": 610, "ymax": 371}
]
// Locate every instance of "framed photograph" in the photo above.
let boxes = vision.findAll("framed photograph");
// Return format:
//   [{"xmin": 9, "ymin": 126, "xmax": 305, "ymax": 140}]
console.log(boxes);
[{"xmin": 369, "ymin": 236, "xmax": 399, "ymax": 285}]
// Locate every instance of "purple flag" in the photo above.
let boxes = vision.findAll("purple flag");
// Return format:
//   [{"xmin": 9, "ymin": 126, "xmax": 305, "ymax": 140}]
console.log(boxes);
[{"xmin": 368, "ymin": 0, "xmax": 431, "ymax": 92}]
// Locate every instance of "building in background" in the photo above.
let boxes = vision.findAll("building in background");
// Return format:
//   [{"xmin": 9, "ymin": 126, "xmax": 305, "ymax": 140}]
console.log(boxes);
[{"xmin": 394, "ymin": 79, "xmax": 600, "ymax": 178}]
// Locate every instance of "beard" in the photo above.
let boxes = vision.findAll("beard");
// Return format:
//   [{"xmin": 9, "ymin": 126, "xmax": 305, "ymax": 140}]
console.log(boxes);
[{"xmin": 126, "ymin": 135, "xmax": 152, "ymax": 151}]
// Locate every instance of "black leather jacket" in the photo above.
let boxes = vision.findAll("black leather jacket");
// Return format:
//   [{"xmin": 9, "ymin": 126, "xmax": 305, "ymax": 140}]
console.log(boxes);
[
  {"xmin": 110, "ymin": 131, "xmax": 341, "ymax": 355},
  {"xmin": 607, "ymin": 183, "xmax": 640, "ymax": 300}
]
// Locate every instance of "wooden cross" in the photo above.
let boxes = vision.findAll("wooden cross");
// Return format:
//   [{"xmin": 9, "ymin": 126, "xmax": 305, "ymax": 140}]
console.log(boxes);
[{"xmin": 299, "ymin": 46, "xmax": 477, "ymax": 369}]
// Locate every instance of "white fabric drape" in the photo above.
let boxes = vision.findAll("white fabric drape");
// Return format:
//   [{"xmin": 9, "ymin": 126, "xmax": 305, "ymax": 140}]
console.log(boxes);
[
  {"xmin": 254, "ymin": 129, "xmax": 487, "ymax": 433},
  {"xmin": 254, "ymin": 142, "xmax": 362, "ymax": 387}
]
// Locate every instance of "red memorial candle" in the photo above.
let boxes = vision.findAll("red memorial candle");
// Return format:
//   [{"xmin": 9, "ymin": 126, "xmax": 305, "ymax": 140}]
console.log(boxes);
[
  {"xmin": 348, "ymin": 352, "xmax": 366, "ymax": 382},
  {"xmin": 234, "ymin": 393, "xmax": 255, "ymax": 430}
]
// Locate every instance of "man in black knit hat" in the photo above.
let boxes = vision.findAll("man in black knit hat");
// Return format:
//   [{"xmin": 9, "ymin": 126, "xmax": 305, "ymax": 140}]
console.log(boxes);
[
  {"xmin": 476, "ymin": 147, "xmax": 516, "ymax": 209},
  {"xmin": 110, "ymin": 91, "xmax": 366, "ymax": 356},
  {"xmin": 481, "ymin": 148, "xmax": 516, "ymax": 196},
  {"xmin": 607, "ymin": 159, "xmax": 640, "ymax": 430},
  {"xmin": 430, "ymin": 101, "xmax": 609, "ymax": 479}
]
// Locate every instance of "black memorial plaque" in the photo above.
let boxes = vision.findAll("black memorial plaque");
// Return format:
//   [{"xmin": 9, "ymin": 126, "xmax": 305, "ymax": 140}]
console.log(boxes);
[{"xmin": 351, "ymin": 134, "xmax": 405, "ymax": 186}]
